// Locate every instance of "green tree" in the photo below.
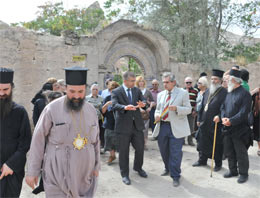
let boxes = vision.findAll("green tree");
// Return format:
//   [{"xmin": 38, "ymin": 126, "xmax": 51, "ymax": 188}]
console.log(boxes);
[
  {"xmin": 13, "ymin": 2, "xmax": 106, "ymax": 36},
  {"xmin": 104, "ymin": 0, "xmax": 260, "ymax": 67}
]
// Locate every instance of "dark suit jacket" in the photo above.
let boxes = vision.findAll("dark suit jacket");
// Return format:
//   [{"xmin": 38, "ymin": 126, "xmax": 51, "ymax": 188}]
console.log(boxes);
[{"xmin": 112, "ymin": 86, "xmax": 145, "ymax": 134}]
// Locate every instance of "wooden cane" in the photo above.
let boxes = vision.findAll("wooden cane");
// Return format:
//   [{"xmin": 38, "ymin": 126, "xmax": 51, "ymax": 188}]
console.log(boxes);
[{"xmin": 210, "ymin": 122, "xmax": 218, "ymax": 177}]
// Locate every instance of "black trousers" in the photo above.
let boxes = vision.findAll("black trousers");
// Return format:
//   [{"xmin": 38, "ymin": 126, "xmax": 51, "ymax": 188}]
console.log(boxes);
[
  {"xmin": 224, "ymin": 135, "xmax": 249, "ymax": 176},
  {"xmin": 0, "ymin": 172, "xmax": 24, "ymax": 198},
  {"xmin": 149, "ymin": 107, "xmax": 156, "ymax": 131},
  {"xmin": 198, "ymin": 151, "xmax": 222, "ymax": 167},
  {"xmin": 119, "ymin": 124, "xmax": 144, "ymax": 177},
  {"xmin": 98, "ymin": 119, "xmax": 105, "ymax": 148}
]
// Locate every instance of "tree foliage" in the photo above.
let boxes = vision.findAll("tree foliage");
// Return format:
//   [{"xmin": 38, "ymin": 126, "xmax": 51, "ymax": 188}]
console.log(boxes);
[
  {"xmin": 13, "ymin": 2, "xmax": 106, "ymax": 36},
  {"xmin": 104, "ymin": 0, "xmax": 260, "ymax": 67}
]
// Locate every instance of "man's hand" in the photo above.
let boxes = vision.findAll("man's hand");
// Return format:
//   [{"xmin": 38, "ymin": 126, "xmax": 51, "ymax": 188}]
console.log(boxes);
[
  {"xmin": 197, "ymin": 122, "xmax": 200, "ymax": 127},
  {"xmin": 146, "ymin": 107, "xmax": 152, "ymax": 113},
  {"xmin": 124, "ymin": 105, "xmax": 136, "ymax": 111},
  {"xmin": 155, "ymin": 115, "xmax": 160, "ymax": 123},
  {"xmin": 213, "ymin": 116, "xmax": 220, "ymax": 123},
  {"xmin": 222, "ymin": 118, "xmax": 231, "ymax": 126},
  {"xmin": 105, "ymin": 101, "xmax": 112, "ymax": 106},
  {"xmin": 0, "ymin": 164, "xmax": 14, "ymax": 180},
  {"xmin": 136, "ymin": 100, "xmax": 145, "ymax": 108},
  {"xmin": 25, "ymin": 176, "xmax": 38, "ymax": 190},
  {"xmin": 169, "ymin": 105, "xmax": 177, "ymax": 111},
  {"xmin": 93, "ymin": 170, "xmax": 99, "ymax": 177}
]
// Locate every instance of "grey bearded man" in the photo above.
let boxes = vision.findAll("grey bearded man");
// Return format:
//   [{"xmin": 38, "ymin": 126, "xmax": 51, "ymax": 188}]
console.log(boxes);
[
  {"xmin": 193, "ymin": 69, "xmax": 227, "ymax": 171},
  {"xmin": 0, "ymin": 67, "xmax": 32, "ymax": 197},
  {"xmin": 218, "ymin": 69, "xmax": 252, "ymax": 184},
  {"xmin": 26, "ymin": 66, "xmax": 100, "ymax": 197}
]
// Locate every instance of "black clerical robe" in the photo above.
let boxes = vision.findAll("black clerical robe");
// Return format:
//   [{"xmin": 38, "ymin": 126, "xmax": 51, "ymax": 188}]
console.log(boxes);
[
  {"xmin": 220, "ymin": 86, "xmax": 252, "ymax": 144},
  {"xmin": 198, "ymin": 87, "xmax": 227, "ymax": 158},
  {"xmin": 0, "ymin": 102, "xmax": 31, "ymax": 197}
]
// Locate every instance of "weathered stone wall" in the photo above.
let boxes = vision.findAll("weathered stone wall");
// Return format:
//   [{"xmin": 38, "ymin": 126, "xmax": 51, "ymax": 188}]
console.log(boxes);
[
  {"xmin": 0, "ymin": 19, "xmax": 259, "ymax": 121},
  {"xmin": 0, "ymin": 20, "xmax": 170, "ymax": 118}
]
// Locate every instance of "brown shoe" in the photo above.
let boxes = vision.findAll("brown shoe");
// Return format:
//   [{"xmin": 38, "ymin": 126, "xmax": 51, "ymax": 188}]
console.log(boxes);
[{"xmin": 107, "ymin": 155, "xmax": 116, "ymax": 165}]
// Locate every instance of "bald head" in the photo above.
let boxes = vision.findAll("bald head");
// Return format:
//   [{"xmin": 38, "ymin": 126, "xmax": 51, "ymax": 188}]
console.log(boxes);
[
  {"xmin": 185, "ymin": 77, "xmax": 193, "ymax": 88},
  {"xmin": 151, "ymin": 79, "xmax": 159, "ymax": 90}
]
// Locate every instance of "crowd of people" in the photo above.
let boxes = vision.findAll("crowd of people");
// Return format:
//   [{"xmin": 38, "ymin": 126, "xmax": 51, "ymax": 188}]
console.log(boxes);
[{"xmin": 0, "ymin": 65, "xmax": 259, "ymax": 197}]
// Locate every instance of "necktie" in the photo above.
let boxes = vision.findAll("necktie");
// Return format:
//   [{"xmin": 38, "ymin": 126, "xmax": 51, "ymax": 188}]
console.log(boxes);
[
  {"xmin": 162, "ymin": 91, "xmax": 171, "ymax": 120},
  {"xmin": 127, "ymin": 88, "xmax": 132, "ymax": 104}
]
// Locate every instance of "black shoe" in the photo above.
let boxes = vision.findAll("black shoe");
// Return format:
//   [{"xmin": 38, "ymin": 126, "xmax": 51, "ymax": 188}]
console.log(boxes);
[
  {"xmin": 188, "ymin": 142, "xmax": 195, "ymax": 146},
  {"xmin": 122, "ymin": 176, "xmax": 131, "ymax": 185},
  {"xmin": 173, "ymin": 178, "xmax": 180, "ymax": 187},
  {"xmin": 223, "ymin": 171, "xmax": 238, "ymax": 178},
  {"xmin": 192, "ymin": 161, "xmax": 207, "ymax": 167},
  {"xmin": 237, "ymin": 175, "xmax": 248, "ymax": 184},
  {"xmin": 134, "ymin": 169, "xmax": 148, "ymax": 178},
  {"xmin": 214, "ymin": 166, "xmax": 222, "ymax": 172},
  {"xmin": 161, "ymin": 169, "xmax": 169, "ymax": 176}
]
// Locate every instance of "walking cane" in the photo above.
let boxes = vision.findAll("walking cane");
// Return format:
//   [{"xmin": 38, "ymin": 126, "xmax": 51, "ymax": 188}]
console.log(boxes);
[{"xmin": 210, "ymin": 122, "xmax": 218, "ymax": 177}]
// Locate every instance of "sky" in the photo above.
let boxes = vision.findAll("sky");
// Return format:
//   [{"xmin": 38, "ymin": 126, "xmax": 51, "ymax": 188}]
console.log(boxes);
[{"xmin": 0, "ymin": 0, "xmax": 259, "ymax": 38}]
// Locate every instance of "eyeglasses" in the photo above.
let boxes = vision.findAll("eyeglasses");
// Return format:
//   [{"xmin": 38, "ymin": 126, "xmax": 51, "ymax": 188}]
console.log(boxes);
[
  {"xmin": 185, "ymin": 82, "xmax": 192, "ymax": 84},
  {"xmin": 152, "ymin": 84, "xmax": 158, "ymax": 85}
]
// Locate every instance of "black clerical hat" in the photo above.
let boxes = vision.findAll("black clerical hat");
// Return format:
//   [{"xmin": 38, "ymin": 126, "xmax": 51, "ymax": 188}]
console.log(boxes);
[
  {"xmin": 0, "ymin": 67, "xmax": 14, "ymax": 84},
  {"xmin": 212, "ymin": 69, "xmax": 224, "ymax": 78},
  {"xmin": 240, "ymin": 69, "xmax": 249, "ymax": 82},
  {"xmin": 229, "ymin": 69, "xmax": 241, "ymax": 78},
  {"xmin": 64, "ymin": 66, "xmax": 88, "ymax": 85},
  {"xmin": 199, "ymin": 72, "xmax": 207, "ymax": 77}
]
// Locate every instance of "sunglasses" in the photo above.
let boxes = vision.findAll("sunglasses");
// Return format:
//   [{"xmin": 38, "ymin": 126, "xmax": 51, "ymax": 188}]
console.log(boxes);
[
  {"xmin": 197, "ymin": 82, "xmax": 202, "ymax": 85},
  {"xmin": 152, "ymin": 84, "xmax": 158, "ymax": 85},
  {"xmin": 185, "ymin": 82, "xmax": 192, "ymax": 84}
]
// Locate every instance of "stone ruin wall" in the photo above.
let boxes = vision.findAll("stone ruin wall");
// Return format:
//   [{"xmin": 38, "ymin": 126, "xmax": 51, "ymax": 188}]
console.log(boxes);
[{"xmin": 0, "ymin": 20, "xmax": 259, "ymax": 121}]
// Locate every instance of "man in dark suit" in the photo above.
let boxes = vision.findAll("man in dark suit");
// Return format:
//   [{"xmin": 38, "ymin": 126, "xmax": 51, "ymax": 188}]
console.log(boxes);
[{"xmin": 112, "ymin": 71, "xmax": 147, "ymax": 185}]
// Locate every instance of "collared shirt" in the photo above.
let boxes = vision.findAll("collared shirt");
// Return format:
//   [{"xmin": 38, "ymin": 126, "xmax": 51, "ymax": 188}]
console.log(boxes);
[
  {"xmin": 150, "ymin": 88, "xmax": 161, "ymax": 104},
  {"xmin": 163, "ymin": 88, "xmax": 175, "ymax": 122},
  {"xmin": 141, "ymin": 88, "xmax": 146, "ymax": 95},
  {"xmin": 85, "ymin": 94, "xmax": 103, "ymax": 120},
  {"xmin": 101, "ymin": 89, "xmax": 111, "ymax": 99},
  {"xmin": 122, "ymin": 83, "xmax": 132, "ymax": 99}
]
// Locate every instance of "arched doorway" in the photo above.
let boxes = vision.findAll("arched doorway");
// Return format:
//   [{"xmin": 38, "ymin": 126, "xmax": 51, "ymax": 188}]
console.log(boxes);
[
  {"xmin": 112, "ymin": 56, "xmax": 143, "ymax": 85},
  {"xmin": 96, "ymin": 20, "xmax": 170, "ymax": 88}
]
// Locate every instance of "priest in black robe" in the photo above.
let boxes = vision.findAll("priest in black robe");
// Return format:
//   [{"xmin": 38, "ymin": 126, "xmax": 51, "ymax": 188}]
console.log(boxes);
[
  {"xmin": 219, "ymin": 69, "xmax": 251, "ymax": 184},
  {"xmin": 0, "ymin": 67, "xmax": 32, "ymax": 197},
  {"xmin": 193, "ymin": 69, "xmax": 227, "ymax": 171}
]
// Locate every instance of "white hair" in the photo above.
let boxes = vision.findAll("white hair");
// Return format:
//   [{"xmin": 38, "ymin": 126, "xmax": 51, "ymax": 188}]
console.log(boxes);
[
  {"xmin": 198, "ymin": 76, "xmax": 208, "ymax": 88},
  {"xmin": 90, "ymin": 84, "xmax": 99, "ymax": 91},
  {"xmin": 185, "ymin": 76, "xmax": 193, "ymax": 82},
  {"xmin": 162, "ymin": 72, "xmax": 175, "ymax": 82},
  {"xmin": 230, "ymin": 76, "xmax": 242, "ymax": 84},
  {"xmin": 228, "ymin": 76, "xmax": 242, "ymax": 92},
  {"xmin": 57, "ymin": 79, "xmax": 65, "ymax": 86}
]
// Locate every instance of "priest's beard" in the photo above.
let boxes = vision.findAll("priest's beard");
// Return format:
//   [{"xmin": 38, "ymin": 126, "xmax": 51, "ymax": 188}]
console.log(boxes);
[
  {"xmin": 209, "ymin": 83, "xmax": 221, "ymax": 96},
  {"xmin": 66, "ymin": 96, "xmax": 85, "ymax": 112},
  {"xmin": 0, "ymin": 91, "xmax": 13, "ymax": 119},
  {"xmin": 228, "ymin": 80, "xmax": 235, "ymax": 93}
]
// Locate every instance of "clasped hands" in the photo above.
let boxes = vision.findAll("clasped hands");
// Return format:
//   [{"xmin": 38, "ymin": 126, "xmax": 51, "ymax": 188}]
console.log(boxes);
[
  {"xmin": 124, "ymin": 101, "xmax": 146, "ymax": 111},
  {"xmin": 213, "ymin": 116, "xmax": 231, "ymax": 126}
]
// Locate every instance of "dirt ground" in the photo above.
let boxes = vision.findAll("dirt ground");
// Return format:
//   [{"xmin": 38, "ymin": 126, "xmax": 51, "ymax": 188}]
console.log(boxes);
[{"xmin": 20, "ymin": 132, "xmax": 260, "ymax": 198}]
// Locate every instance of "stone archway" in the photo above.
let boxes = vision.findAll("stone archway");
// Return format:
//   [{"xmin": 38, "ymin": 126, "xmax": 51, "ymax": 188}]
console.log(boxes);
[{"xmin": 96, "ymin": 20, "xmax": 170, "ymax": 87}]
